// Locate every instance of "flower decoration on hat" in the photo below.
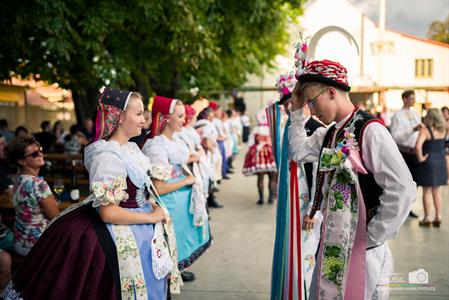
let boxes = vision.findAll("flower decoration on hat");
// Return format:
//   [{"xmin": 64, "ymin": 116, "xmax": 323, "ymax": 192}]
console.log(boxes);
[
  {"xmin": 293, "ymin": 27, "xmax": 357, "ymax": 92},
  {"xmin": 294, "ymin": 35, "xmax": 310, "ymax": 79}
]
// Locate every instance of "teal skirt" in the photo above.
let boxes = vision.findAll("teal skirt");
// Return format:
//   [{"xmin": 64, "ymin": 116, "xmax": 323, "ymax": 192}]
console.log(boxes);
[{"xmin": 159, "ymin": 177, "xmax": 211, "ymax": 270}]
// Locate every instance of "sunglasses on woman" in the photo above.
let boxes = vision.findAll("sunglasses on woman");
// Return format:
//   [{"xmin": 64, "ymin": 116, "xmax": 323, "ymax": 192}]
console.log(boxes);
[{"xmin": 23, "ymin": 147, "xmax": 43, "ymax": 158}]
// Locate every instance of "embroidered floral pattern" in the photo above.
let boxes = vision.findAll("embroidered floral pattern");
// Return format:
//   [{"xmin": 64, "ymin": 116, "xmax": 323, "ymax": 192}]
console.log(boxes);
[
  {"xmin": 319, "ymin": 120, "xmax": 361, "ymax": 171},
  {"xmin": 112, "ymin": 225, "xmax": 148, "ymax": 299},
  {"xmin": 317, "ymin": 113, "xmax": 366, "ymax": 299},
  {"xmin": 116, "ymin": 236, "xmax": 139, "ymax": 259},
  {"xmin": 322, "ymin": 245, "xmax": 345, "ymax": 286},
  {"xmin": 101, "ymin": 105, "xmax": 122, "ymax": 139},
  {"xmin": 91, "ymin": 177, "xmax": 129, "ymax": 207},
  {"xmin": 149, "ymin": 165, "xmax": 173, "ymax": 181}
]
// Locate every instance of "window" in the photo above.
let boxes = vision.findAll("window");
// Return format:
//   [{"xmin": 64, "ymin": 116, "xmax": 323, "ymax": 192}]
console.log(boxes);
[{"xmin": 415, "ymin": 59, "xmax": 433, "ymax": 78}]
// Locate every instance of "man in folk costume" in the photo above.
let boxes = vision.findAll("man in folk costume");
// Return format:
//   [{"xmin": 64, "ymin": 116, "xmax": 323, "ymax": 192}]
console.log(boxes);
[
  {"xmin": 270, "ymin": 62, "xmax": 324, "ymax": 298},
  {"xmin": 288, "ymin": 52, "xmax": 416, "ymax": 299}
]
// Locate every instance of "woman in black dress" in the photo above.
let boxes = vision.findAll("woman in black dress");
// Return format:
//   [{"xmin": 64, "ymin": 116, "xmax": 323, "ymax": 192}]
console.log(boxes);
[{"xmin": 415, "ymin": 108, "xmax": 448, "ymax": 227}]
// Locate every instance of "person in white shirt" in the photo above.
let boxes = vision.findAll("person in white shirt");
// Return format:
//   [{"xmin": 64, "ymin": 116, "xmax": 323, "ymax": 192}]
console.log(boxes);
[
  {"xmin": 390, "ymin": 90, "xmax": 422, "ymax": 218},
  {"xmin": 288, "ymin": 59, "xmax": 415, "ymax": 300},
  {"xmin": 209, "ymin": 101, "xmax": 230, "ymax": 180}
]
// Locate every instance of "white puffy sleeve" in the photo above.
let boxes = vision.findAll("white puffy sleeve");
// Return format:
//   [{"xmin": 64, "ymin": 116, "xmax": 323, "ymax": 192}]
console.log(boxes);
[
  {"xmin": 142, "ymin": 138, "xmax": 173, "ymax": 181},
  {"xmin": 89, "ymin": 152, "xmax": 129, "ymax": 207}
]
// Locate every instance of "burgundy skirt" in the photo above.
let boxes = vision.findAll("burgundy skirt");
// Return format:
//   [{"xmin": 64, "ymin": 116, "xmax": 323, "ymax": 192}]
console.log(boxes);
[{"xmin": 3, "ymin": 204, "xmax": 121, "ymax": 300}]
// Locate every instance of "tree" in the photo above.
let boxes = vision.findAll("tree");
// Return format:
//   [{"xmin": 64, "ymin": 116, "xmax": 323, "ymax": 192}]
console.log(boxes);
[
  {"xmin": 427, "ymin": 15, "xmax": 449, "ymax": 44},
  {"xmin": 0, "ymin": 0, "xmax": 304, "ymax": 122}
]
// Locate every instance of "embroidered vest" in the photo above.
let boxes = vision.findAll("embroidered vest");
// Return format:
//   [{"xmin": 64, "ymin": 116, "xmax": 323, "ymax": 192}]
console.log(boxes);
[{"xmin": 310, "ymin": 110, "xmax": 382, "ymax": 224}]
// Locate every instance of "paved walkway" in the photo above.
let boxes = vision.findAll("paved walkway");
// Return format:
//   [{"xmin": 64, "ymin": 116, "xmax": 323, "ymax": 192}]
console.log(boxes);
[{"xmin": 174, "ymin": 150, "xmax": 449, "ymax": 300}]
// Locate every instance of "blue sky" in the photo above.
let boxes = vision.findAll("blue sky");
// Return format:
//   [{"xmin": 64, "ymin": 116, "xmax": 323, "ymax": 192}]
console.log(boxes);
[{"xmin": 348, "ymin": 0, "xmax": 448, "ymax": 38}]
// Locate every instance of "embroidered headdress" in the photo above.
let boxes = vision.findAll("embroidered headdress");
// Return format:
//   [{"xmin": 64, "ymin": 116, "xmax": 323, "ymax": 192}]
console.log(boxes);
[
  {"xmin": 297, "ymin": 60, "xmax": 351, "ymax": 91},
  {"xmin": 93, "ymin": 87, "xmax": 134, "ymax": 143},
  {"xmin": 149, "ymin": 96, "xmax": 180, "ymax": 138}
]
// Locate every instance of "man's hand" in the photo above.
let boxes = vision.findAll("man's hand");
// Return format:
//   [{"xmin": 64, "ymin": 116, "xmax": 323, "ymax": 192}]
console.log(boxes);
[
  {"xmin": 413, "ymin": 123, "xmax": 424, "ymax": 131},
  {"xmin": 302, "ymin": 215, "xmax": 316, "ymax": 231},
  {"xmin": 290, "ymin": 93, "xmax": 305, "ymax": 112}
]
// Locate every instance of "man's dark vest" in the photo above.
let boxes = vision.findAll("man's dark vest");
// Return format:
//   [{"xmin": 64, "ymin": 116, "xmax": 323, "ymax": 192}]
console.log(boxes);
[{"xmin": 310, "ymin": 110, "xmax": 383, "ymax": 225}]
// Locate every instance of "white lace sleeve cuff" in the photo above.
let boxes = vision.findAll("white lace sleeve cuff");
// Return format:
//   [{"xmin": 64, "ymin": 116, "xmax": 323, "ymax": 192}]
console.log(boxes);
[
  {"xmin": 150, "ymin": 164, "xmax": 173, "ymax": 181},
  {"xmin": 91, "ymin": 177, "xmax": 129, "ymax": 207}
]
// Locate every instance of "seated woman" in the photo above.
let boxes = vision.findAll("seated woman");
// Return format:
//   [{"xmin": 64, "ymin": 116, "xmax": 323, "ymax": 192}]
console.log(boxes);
[
  {"xmin": 2, "ymin": 88, "xmax": 179, "ymax": 300},
  {"xmin": 6, "ymin": 137, "xmax": 59, "ymax": 256},
  {"xmin": 142, "ymin": 96, "xmax": 211, "ymax": 280}
]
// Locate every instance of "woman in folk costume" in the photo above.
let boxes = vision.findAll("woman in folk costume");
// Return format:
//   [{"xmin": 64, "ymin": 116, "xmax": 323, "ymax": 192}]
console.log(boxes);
[
  {"xmin": 243, "ymin": 110, "xmax": 277, "ymax": 205},
  {"xmin": 195, "ymin": 107, "xmax": 224, "ymax": 208},
  {"xmin": 270, "ymin": 67, "xmax": 323, "ymax": 300},
  {"xmin": 3, "ymin": 88, "xmax": 181, "ymax": 300},
  {"xmin": 142, "ymin": 96, "xmax": 211, "ymax": 280},
  {"xmin": 288, "ymin": 29, "xmax": 415, "ymax": 300},
  {"xmin": 176, "ymin": 104, "xmax": 211, "ymax": 215}
]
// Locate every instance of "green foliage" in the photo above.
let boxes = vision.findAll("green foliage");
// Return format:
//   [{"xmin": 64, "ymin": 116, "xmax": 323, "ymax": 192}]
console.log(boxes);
[
  {"xmin": 427, "ymin": 15, "xmax": 449, "ymax": 44},
  {"xmin": 0, "ymin": 0, "xmax": 304, "ymax": 120}
]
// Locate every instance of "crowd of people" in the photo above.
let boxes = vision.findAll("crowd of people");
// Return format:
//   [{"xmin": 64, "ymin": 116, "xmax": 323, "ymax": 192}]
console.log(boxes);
[
  {"xmin": 0, "ymin": 87, "xmax": 253, "ymax": 299},
  {"xmin": 0, "ymin": 50, "xmax": 447, "ymax": 300},
  {"xmin": 0, "ymin": 86, "xmax": 446, "ymax": 300}
]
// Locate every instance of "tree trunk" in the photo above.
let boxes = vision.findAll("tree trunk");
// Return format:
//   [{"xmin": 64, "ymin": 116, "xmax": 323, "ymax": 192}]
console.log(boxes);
[{"xmin": 72, "ymin": 86, "xmax": 100, "ymax": 126}]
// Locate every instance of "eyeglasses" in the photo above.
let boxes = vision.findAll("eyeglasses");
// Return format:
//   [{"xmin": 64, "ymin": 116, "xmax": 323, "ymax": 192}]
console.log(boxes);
[
  {"xmin": 306, "ymin": 88, "xmax": 328, "ymax": 110},
  {"xmin": 23, "ymin": 147, "xmax": 43, "ymax": 158}
]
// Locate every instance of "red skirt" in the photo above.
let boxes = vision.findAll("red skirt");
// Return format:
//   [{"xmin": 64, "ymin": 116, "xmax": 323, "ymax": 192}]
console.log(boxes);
[{"xmin": 243, "ymin": 143, "xmax": 277, "ymax": 176}]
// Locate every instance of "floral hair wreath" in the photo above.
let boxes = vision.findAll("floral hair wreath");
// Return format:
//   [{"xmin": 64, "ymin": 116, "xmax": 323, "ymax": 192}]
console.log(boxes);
[{"xmin": 275, "ymin": 71, "xmax": 297, "ymax": 98}]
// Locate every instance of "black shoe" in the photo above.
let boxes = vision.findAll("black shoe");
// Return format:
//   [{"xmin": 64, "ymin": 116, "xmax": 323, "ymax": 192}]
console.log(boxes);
[
  {"xmin": 223, "ymin": 175, "xmax": 231, "ymax": 180},
  {"xmin": 181, "ymin": 271, "xmax": 196, "ymax": 282},
  {"xmin": 257, "ymin": 199, "xmax": 263, "ymax": 205},
  {"xmin": 213, "ymin": 187, "xmax": 220, "ymax": 193},
  {"xmin": 409, "ymin": 211, "xmax": 419, "ymax": 218},
  {"xmin": 227, "ymin": 170, "xmax": 234, "ymax": 174},
  {"xmin": 268, "ymin": 198, "xmax": 274, "ymax": 204},
  {"xmin": 209, "ymin": 200, "xmax": 223, "ymax": 208}
]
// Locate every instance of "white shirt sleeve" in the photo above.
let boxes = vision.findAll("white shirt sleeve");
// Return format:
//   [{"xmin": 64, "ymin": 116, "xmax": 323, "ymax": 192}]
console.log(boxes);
[
  {"xmin": 288, "ymin": 109, "xmax": 328, "ymax": 163},
  {"xmin": 142, "ymin": 138, "xmax": 170, "ymax": 166},
  {"xmin": 88, "ymin": 152, "xmax": 127, "ymax": 189},
  {"xmin": 390, "ymin": 111, "xmax": 420, "ymax": 147},
  {"xmin": 361, "ymin": 122, "xmax": 416, "ymax": 248}
]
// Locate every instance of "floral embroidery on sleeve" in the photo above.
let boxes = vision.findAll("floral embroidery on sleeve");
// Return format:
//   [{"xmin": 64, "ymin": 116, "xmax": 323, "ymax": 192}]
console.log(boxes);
[
  {"xmin": 149, "ymin": 165, "xmax": 173, "ymax": 181},
  {"xmin": 91, "ymin": 177, "xmax": 129, "ymax": 207}
]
